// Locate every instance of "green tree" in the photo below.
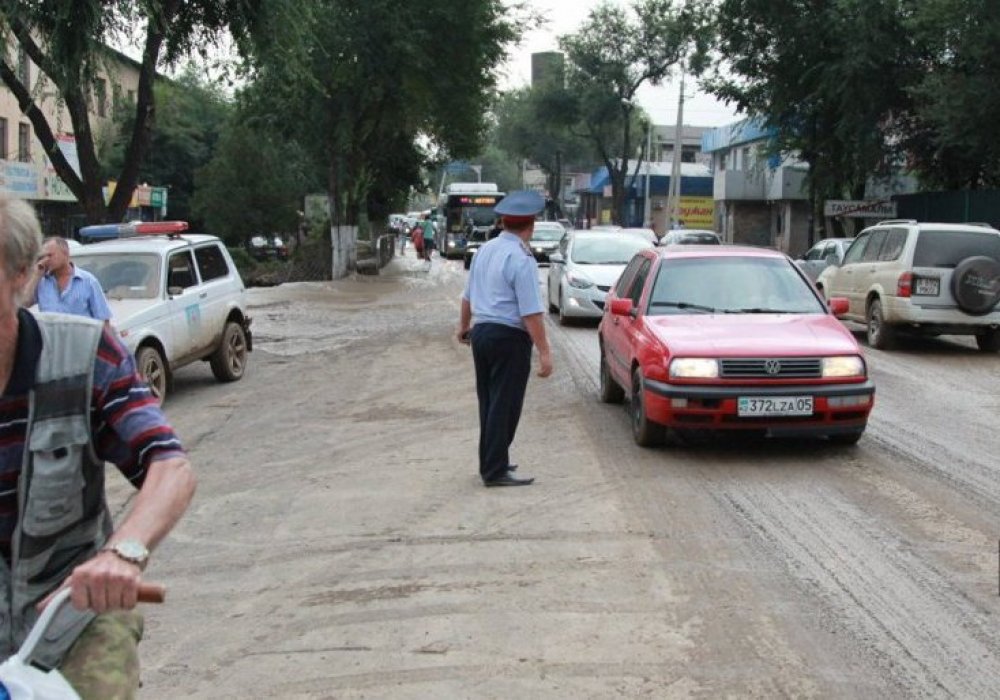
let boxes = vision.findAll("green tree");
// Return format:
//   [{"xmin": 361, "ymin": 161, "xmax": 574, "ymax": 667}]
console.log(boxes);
[
  {"xmin": 103, "ymin": 64, "xmax": 231, "ymax": 227},
  {"xmin": 710, "ymin": 0, "xmax": 919, "ymax": 233},
  {"xmin": 246, "ymin": 0, "xmax": 525, "ymax": 276},
  {"xmin": 559, "ymin": 0, "xmax": 710, "ymax": 224},
  {"xmin": 902, "ymin": 0, "xmax": 1000, "ymax": 189},
  {"xmin": 0, "ymin": 1, "xmax": 262, "ymax": 223},
  {"xmin": 191, "ymin": 115, "xmax": 316, "ymax": 246}
]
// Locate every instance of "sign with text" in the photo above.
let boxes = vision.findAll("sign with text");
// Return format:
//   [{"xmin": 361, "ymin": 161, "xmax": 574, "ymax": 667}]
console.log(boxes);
[
  {"xmin": 824, "ymin": 200, "xmax": 897, "ymax": 218},
  {"xmin": 677, "ymin": 196, "xmax": 715, "ymax": 228}
]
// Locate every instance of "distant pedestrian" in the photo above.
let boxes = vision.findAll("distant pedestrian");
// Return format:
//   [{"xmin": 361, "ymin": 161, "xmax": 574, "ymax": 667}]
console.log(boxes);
[
  {"xmin": 456, "ymin": 190, "xmax": 553, "ymax": 487},
  {"xmin": 421, "ymin": 217, "xmax": 436, "ymax": 261},
  {"xmin": 29, "ymin": 236, "xmax": 113, "ymax": 323}
]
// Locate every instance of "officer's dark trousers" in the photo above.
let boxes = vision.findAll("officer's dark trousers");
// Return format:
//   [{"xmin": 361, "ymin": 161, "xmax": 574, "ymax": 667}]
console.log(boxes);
[{"xmin": 470, "ymin": 322, "xmax": 532, "ymax": 482}]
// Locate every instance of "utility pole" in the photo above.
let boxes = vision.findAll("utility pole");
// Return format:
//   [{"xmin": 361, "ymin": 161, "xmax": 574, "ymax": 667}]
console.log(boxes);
[
  {"xmin": 666, "ymin": 68, "xmax": 686, "ymax": 229},
  {"xmin": 643, "ymin": 124, "xmax": 652, "ymax": 228}
]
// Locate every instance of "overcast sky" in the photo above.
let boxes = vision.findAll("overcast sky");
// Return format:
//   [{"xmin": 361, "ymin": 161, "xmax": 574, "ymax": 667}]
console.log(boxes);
[{"xmin": 499, "ymin": 0, "xmax": 742, "ymax": 128}]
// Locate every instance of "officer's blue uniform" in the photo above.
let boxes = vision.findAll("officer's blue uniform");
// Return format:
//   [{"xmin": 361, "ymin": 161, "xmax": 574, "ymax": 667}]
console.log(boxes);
[{"xmin": 462, "ymin": 192, "xmax": 545, "ymax": 483}]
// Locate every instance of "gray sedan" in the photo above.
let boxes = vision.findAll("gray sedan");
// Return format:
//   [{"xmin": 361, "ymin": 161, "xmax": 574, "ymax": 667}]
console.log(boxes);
[{"xmin": 546, "ymin": 230, "xmax": 654, "ymax": 324}]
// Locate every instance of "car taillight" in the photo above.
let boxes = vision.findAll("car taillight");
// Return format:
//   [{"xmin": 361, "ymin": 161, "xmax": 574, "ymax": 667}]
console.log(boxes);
[{"xmin": 897, "ymin": 271, "xmax": 912, "ymax": 298}]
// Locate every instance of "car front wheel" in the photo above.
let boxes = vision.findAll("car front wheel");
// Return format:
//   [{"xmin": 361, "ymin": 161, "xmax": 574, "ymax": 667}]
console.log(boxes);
[
  {"xmin": 866, "ymin": 299, "xmax": 895, "ymax": 349},
  {"xmin": 598, "ymin": 344, "xmax": 624, "ymax": 404},
  {"xmin": 631, "ymin": 369, "xmax": 665, "ymax": 447},
  {"xmin": 136, "ymin": 345, "xmax": 168, "ymax": 403},
  {"xmin": 210, "ymin": 321, "xmax": 248, "ymax": 382}
]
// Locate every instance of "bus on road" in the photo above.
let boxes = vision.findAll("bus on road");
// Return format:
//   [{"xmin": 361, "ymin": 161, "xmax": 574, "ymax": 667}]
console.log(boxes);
[{"xmin": 438, "ymin": 183, "xmax": 505, "ymax": 260}]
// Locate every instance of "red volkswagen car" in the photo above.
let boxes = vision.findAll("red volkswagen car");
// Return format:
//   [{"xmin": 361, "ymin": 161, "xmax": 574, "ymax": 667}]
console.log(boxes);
[{"xmin": 598, "ymin": 246, "xmax": 875, "ymax": 446}]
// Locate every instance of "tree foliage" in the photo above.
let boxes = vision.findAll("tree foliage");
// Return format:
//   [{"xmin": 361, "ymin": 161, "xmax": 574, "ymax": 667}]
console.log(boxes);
[
  {"xmin": 0, "ymin": 0, "xmax": 264, "ymax": 223},
  {"xmin": 246, "ymin": 0, "xmax": 526, "ymax": 230},
  {"xmin": 559, "ymin": 0, "xmax": 711, "ymax": 224},
  {"xmin": 102, "ymin": 65, "xmax": 230, "ymax": 227},
  {"xmin": 712, "ymin": 0, "xmax": 1000, "ymax": 200}
]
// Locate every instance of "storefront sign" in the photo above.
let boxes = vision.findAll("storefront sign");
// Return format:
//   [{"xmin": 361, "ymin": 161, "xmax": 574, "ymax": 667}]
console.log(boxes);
[
  {"xmin": 824, "ymin": 200, "xmax": 897, "ymax": 218},
  {"xmin": 677, "ymin": 196, "xmax": 715, "ymax": 228},
  {"xmin": 0, "ymin": 161, "xmax": 41, "ymax": 198}
]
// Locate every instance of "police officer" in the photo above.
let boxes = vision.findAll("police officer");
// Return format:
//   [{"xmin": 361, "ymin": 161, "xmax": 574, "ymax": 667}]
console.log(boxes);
[{"xmin": 456, "ymin": 191, "xmax": 553, "ymax": 487}]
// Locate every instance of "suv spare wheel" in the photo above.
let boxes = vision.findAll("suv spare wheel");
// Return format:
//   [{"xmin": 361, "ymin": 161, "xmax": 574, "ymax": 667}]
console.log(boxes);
[{"xmin": 951, "ymin": 256, "xmax": 1000, "ymax": 315}]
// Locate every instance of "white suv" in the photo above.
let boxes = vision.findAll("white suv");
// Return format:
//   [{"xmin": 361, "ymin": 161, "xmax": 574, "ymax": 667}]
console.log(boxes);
[
  {"xmin": 816, "ymin": 220, "xmax": 1000, "ymax": 351},
  {"xmin": 73, "ymin": 227, "xmax": 252, "ymax": 400}
]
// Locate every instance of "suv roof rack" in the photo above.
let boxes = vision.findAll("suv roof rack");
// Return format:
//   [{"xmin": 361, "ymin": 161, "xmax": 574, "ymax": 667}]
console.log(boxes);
[
  {"xmin": 963, "ymin": 222, "xmax": 997, "ymax": 228},
  {"xmin": 875, "ymin": 219, "xmax": 917, "ymax": 226}
]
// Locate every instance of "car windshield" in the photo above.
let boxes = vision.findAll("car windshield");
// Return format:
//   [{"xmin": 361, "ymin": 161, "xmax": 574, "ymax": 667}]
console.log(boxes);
[
  {"xmin": 913, "ymin": 230, "xmax": 1000, "ymax": 267},
  {"xmin": 571, "ymin": 236, "xmax": 651, "ymax": 265},
  {"xmin": 676, "ymin": 232, "xmax": 720, "ymax": 244},
  {"xmin": 531, "ymin": 227, "xmax": 564, "ymax": 242},
  {"xmin": 74, "ymin": 253, "xmax": 161, "ymax": 300},
  {"xmin": 648, "ymin": 256, "xmax": 826, "ymax": 315}
]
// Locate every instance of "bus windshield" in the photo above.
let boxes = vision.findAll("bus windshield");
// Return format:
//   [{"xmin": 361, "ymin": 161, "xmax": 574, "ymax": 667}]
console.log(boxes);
[{"xmin": 444, "ymin": 193, "xmax": 504, "ymax": 232}]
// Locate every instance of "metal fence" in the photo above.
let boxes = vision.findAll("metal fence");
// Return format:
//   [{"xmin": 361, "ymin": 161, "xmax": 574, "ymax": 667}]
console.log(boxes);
[{"xmin": 893, "ymin": 190, "xmax": 1000, "ymax": 227}]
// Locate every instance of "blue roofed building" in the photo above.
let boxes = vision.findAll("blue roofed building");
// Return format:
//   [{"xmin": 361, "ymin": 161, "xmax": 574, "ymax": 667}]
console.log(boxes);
[
  {"xmin": 575, "ymin": 160, "xmax": 714, "ymax": 235},
  {"xmin": 702, "ymin": 119, "xmax": 812, "ymax": 255}
]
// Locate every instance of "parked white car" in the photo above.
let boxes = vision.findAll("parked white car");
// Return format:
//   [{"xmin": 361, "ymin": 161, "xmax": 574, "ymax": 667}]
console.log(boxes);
[
  {"xmin": 547, "ymin": 230, "xmax": 654, "ymax": 324},
  {"xmin": 816, "ymin": 220, "xmax": 1000, "ymax": 351},
  {"xmin": 73, "ymin": 227, "xmax": 252, "ymax": 400}
]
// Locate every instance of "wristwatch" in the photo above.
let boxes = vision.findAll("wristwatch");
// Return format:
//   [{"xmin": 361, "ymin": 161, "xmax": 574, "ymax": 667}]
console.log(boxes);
[{"xmin": 102, "ymin": 539, "xmax": 150, "ymax": 569}]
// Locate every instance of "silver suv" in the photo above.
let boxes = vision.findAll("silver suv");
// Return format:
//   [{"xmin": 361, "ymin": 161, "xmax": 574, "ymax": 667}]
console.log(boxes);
[{"xmin": 816, "ymin": 220, "xmax": 1000, "ymax": 351}]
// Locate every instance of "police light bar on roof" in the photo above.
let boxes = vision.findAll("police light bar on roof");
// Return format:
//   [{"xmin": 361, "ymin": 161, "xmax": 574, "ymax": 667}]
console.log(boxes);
[{"xmin": 78, "ymin": 221, "xmax": 189, "ymax": 241}]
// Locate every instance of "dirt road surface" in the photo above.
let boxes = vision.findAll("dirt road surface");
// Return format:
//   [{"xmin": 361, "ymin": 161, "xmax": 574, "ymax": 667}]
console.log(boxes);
[{"xmin": 111, "ymin": 250, "xmax": 1000, "ymax": 698}]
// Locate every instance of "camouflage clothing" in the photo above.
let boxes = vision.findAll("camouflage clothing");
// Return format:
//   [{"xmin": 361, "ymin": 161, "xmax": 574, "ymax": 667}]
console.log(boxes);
[{"xmin": 60, "ymin": 611, "xmax": 143, "ymax": 700}]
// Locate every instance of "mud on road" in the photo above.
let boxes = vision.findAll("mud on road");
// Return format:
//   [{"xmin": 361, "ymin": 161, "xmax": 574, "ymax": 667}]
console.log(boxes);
[{"xmin": 111, "ymin": 252, "xmax": 999, "ymax": 698}]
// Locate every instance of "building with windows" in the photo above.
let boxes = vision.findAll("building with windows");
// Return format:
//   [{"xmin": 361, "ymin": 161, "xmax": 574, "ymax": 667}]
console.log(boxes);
[
  {"xmin": 701, "ymin": 120, "xmax": 812, "ymax": 255},
  {"xmin": 0, "ymin": 42, "xmax": 162, "ymax": 236}
]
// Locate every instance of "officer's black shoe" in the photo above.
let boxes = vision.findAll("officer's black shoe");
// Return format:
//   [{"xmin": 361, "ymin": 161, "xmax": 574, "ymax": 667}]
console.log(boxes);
[{"xmin": 483, "ymin": 473, "xmax": 534, "ymax": 487}]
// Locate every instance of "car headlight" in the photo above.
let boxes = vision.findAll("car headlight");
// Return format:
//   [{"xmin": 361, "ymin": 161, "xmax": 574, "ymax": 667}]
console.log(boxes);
[
  {"xmin": 567, "ymin": 272, "xmax": 594, "ymax": 289},
  {"xmin": 821, "ymin": 355, "xmax": 866, "ymax": 378},
  {"xmin": 669, "ymin": 358, "xmax": 720, "ymax": 379}
]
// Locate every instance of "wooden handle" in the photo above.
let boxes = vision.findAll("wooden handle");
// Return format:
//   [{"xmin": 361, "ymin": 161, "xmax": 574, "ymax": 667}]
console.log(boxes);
[{"xmin": 137, "ymin": 583, "xmax": 166, "ymax": 604}]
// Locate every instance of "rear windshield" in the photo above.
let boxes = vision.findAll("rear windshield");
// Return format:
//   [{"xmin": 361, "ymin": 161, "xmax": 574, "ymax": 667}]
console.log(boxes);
[
  {"xmin": 678, "ymin": 232, "xmax": 720, "ymax": 245},
  {"xmin": 913, "ymin": 230, "xmax": 1000, "ymax": 267}
]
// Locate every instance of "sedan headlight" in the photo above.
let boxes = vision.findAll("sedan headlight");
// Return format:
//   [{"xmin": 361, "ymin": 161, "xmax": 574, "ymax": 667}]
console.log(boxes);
[
  {"xmin": 821, "ymin": 355, "xmax": 866, "ymax": 378},
  {"xmin": 567, "ymin": 272, "xmax": 594, "ymax": 289},
  {"xmin": 669, "ymin": 358, "xmax": 720, "ymax": 379}
]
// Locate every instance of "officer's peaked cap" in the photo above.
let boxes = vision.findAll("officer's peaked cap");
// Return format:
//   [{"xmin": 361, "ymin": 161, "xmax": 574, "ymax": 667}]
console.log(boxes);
[{"xmin": 494, "ymin": 190, "xmax": 545, "ymax": 217}]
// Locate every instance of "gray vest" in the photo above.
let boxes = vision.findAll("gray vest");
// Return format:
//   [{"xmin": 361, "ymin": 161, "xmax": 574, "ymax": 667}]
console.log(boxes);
[{"xmin": 0, "ymin": 313, "xmax": 113, "ymax": 669}]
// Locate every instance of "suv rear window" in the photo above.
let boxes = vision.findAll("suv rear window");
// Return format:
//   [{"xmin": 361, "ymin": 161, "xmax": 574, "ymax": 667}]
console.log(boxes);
[{"xmin": 913, "ymin": 230, "xmax": 1000, "ymax": 267}]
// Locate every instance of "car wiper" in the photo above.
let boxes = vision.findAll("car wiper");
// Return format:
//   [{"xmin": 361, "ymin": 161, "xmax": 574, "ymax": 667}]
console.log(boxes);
[
  {"xmin": 648, "ymin": 301, "xmax": 717, "ymax": 313},
  {"xmin": 726, "ymin": 307, "xmax": 797, "ymax": 314}
]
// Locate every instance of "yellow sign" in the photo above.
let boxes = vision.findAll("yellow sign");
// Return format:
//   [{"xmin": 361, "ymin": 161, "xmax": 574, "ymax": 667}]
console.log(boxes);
[{"xmin": 677, "ymin": 196, "xmax": 714, "ymax": 228}]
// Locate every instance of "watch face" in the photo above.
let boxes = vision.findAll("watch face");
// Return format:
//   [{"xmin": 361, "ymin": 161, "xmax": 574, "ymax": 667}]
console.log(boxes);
[{"xmin": 117, "ymin": 540, "xmax": 148, "ymax": 560}]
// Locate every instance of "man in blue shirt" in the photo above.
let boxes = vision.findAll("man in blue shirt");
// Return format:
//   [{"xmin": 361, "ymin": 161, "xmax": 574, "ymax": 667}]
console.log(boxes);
[
  {"xmin": 456, "ymin": 191, "xmax": 553, "ymax": 487},
  {"xmin": 31, "ymin": 237, "xmax": 113, "ymax": 323}
]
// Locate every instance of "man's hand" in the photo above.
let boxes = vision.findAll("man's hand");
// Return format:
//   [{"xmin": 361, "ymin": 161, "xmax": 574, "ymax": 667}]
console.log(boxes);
[
  {"xmin": 38, "ymin": 551, "xmax": 143, "ymax": 614},
  {"xmin": 456, "ymin": 327, "xmax": 471, "ymax": 345},
  {"xmin": 537, "ymin": 349, "xmax": 553, "ymax": 378}
]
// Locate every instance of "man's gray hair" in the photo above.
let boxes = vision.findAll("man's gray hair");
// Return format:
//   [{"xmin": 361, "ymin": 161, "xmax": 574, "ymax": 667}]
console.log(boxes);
[
  {"xmin": 0, "ymin": 196, "xmax": 42, "ymax": 277},
  {"xmin": 43, "ymin": 236, "xmax": 70, "ymax": 254}
]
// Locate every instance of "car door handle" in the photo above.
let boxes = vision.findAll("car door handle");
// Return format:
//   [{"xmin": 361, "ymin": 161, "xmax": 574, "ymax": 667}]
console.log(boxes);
[{"xmin": 199, "ymin": 292, "xmax": 208, "ymax": 299}]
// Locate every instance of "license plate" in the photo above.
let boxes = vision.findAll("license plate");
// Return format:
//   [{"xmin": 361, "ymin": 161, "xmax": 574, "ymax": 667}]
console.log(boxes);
[
  {"xmin": 913, "ymin": 277, "xmax": 939, "ymax": 295},
  {"xmin": 738, "ymin": 396, "xmax": 814, "ymax": 417}
]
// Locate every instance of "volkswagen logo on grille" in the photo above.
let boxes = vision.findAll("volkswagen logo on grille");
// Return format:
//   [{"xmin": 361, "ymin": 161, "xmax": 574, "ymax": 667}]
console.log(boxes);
[{"xmin": 764, "ymin": 359, "xmax": 782, "ymax": 375}]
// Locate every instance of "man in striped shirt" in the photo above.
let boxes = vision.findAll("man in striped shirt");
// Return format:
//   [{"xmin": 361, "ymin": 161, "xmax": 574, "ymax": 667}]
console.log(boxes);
[
  {"xmin": 0, "ymin": 196, "xmax": 196, "ymax": 697},
  {"xmin": 30, "ymin": 236, "xmax": 113, "ymax": 322}
]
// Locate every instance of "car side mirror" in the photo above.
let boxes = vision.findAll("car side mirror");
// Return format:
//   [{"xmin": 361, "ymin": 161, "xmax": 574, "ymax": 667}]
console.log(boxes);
[
  {"xmin": 168, "ymin": 286, "xmax": 184, "ymax": 297},
  {"xmin": 549, "ymin": 252, "xmax": 564, "ymax": 264},
  {"xmin": 828, "ymin": 297, "xmax": 849, "ymax": 316},
  {"xmin": 610, "ymin": 298, "xmax": 634, "ymax": 317}
]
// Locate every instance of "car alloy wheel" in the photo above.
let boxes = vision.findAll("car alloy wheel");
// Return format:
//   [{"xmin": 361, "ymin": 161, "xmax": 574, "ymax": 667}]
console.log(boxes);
[
  {"xmin": 866, "ymin": 299, "xmax": 895, "ymax": 349},
  {"xmin": 210, "ymin": 322, "xmax": 248, "ymax": 382},
  {"xmin": 136, "ymin": 346, "xmax": 168, "ymax": 403}
]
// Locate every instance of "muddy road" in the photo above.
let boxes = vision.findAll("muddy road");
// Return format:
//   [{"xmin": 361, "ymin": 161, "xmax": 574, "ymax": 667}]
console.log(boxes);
[{"xmin": 120, "ymin": 252, "xmax": 999, "ymax": 698}]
